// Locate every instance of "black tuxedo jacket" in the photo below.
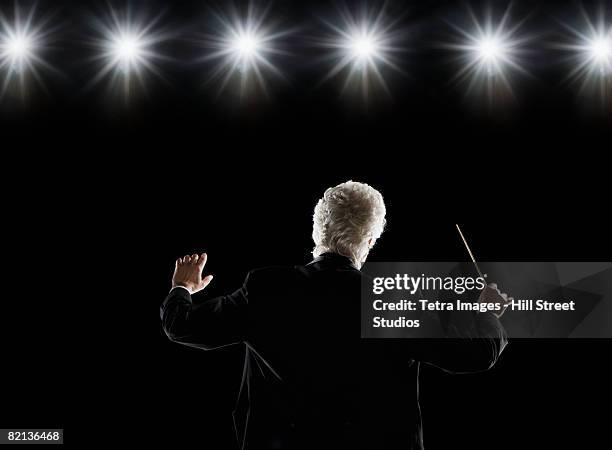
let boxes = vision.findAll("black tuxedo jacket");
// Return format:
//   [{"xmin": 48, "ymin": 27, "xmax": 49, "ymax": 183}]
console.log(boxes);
[{"xmin": 161, "ymin": 253, "xmax": 507, "ymax": 450}]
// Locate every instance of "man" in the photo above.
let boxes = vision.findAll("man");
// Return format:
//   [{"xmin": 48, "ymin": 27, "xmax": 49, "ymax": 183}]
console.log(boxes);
[{"xmin": 160, "ymin": 181, "xmax": 509, "ymax": 450}]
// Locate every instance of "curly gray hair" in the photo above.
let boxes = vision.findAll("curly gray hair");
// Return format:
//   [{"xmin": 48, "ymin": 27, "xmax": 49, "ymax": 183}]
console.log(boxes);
[{"xmin": 312, "ymin": 181, "xmax": 386, "ymax": 269}]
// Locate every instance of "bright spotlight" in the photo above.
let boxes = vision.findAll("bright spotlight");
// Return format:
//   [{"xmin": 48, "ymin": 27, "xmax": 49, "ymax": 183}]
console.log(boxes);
[
  {"xmin": 336, "ymin": 25, "xmax": 386, "ymax": 71},
  {"xmin": 590, "ymin": 38, "xmax": 611, "ymax": 61},
  {"xmin": 87, "ymin": 5, "xmax": 169, "ymax": 98},
  {"xmin": 443, "ymin": 4, "xmax": 531, "ymax": 101},
  {"xmin": 0, "ymin": 5, "xmax": 54, "ymax": 99},
  {"xmin": 1, "ymin": 33, "xmax": 34, "ymax": 73},
  {"xmin": 476, "ymin": 37, "xmax": 503, "ymax": 62},
  {"xmin": 586, "ymin": 36, "xmax": 612, "ymax": 73},
  {"xmin": 6, "ymin": 34, "xmax": 32, "ymax": 59},
  {"xmin": 555, "ymin": 6, "xmax": 612, "ymax": 100},
  {"xmin": 233, "ymin": 33, "xmax": 259, "ymax": 57},
  {"xmin": 349, "ymin": 32, "xmax": 378, "ymax": 61},
  {"xmin": 473, "ymin": 35, "xmax": 511, "ymax": 76},
  {"xmin": 316, "ymin": 3, "xmax": 407, "ymax": 100},
  {"xmin": 196, "ymin": 3, "xmax": 290, "ymax": 99},
  {"xmin": 102, "ymin": 27, "xmax": 152, "ymax": 75},
  {"xmin": 228, "ymin": 30, "xmax": 264, "ymax": 73},
  {"xmin": 111, "ymin": 32, "xmax": 145, "ymax": 73}
]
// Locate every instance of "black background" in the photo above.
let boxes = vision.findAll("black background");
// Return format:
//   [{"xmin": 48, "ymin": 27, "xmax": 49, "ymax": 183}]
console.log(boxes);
[{"xmin": 2, "ymin": 0, "xmax": 611, "ymax": 448}]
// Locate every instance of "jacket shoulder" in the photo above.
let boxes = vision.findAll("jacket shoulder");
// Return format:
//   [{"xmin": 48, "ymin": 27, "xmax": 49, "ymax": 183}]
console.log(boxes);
[
  {"xmin": 243, "ymin": 265, "xmax": 306, "ymax": 291},
  {"xmin": 243, "ymin": 262, "xmax": 365, "ymax": 295}
]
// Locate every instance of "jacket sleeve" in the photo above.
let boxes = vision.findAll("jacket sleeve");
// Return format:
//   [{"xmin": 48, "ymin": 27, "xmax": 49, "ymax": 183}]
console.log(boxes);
[
  {"xmin": 160, "ymin": 275, "xmax": 251, "ymax": 350},
  {"xmin": 411, "ymin": 311, "xmax": 508, "ymax": 374}
]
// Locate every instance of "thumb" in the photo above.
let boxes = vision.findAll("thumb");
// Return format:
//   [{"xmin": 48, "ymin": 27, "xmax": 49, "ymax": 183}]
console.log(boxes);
[{"xmin": 199, "ymin": 274, "xmax": 214, "ymax": 290}]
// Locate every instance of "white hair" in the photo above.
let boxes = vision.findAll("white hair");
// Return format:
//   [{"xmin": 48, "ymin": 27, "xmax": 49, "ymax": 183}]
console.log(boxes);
[{"xmin": 312, "ymin": 180, "xmax": 386, "ymax": 269}]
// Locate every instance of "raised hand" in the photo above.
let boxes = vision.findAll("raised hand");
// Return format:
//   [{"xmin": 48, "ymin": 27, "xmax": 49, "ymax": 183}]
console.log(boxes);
[
  {"xmin": 478, "ymin": 283, "xmax": 513, "ymax": 318},
  {"xmin": 172, "ymin": 253, "xmax": 214, "ymax": 294}
]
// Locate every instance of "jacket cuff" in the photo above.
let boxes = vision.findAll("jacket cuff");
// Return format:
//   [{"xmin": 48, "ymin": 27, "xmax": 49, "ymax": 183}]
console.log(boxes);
[{"xmin": 170, "ymin": 285, "xmax": 192, "ymax": 295}]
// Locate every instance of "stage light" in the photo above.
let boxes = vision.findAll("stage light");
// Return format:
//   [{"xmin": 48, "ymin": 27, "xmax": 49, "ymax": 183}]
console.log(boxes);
[
  {"xmin": 228, "ymin": 30, "xmax": 264, "ymax": 73},
  {"xmin": 196, "ymin": 3, "xmax": 290, "ymax": 99},
  {"xmin": 111, "ymin": 32, "xmax": 144, "ymax": 72},
  {"xmin": 337, "ymin": 25, "xmax": 385, "ymax": 71},
  {"xmin": 1, "ymin": 33, "xmax": 34, "ymax": 76},
  {"xmin": 316, "ymin": 4, "xmax": 407, "ymax": 100},
  {"xmin": 476, "ymin": 37, "xmax": 503, "ymax": 62},
  {"xmin": 349, "ymin": 32, "xmax": 378, "ymax": 62},
  {"xmin": 561, "ymin": 29, "xmax": 612, "ymax": 77},
  {"xmin": 571, "ymin": 30, "xmax": 612, "ymax": 77},
  {"xmin": 555, "ymin": 7, "xmax": 612, "ymax": 104},
  {"xmin": 443, "ymin": 4, "xmax": 531, "ymax": 101},
  {"xmin": 98, "ymin": 25, "xmax": 157, "ymax": 77},
  {"xmin": 232, "ymin": 32, "xmax": 259, "ymax": 57},
  {"xmin": 589, "ymin": 37, "xmax": 611, "ymax": 63},
  {"xmin": 4, "ymin": 34, "xmax": 33, "ymax": 63},
  {"xmin": 0, "ymin": 5, "xmax": 54, "ymax": 99},
  {"xmin": 472, "ymin": 35, "xmax": 512, "ymax": 76},
  {"xmin": 87, "ymin": 5, "xmax": 169, "ymax": 98},
  {"xmin": 584, "ymin": 35, "xmax": 612, "ymax": 75}
]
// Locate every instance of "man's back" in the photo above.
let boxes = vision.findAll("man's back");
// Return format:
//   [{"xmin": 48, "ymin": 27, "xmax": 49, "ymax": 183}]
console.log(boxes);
[
  {"xmin": 240, "ymin": 253, "xmax": 423, "ymax": 450},
  {"xmin": 161, "ymin": 252, "xmax": 506, "ymax": 450}
]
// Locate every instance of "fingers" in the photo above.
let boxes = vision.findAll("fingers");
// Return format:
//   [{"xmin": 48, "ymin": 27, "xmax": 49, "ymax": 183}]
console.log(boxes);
[
  {"xmin": 196, "ymin": 253, "xmax": 208, "ymax": 269},
  {"xmin": 176, "ymin": 253, "xmax": 207, "ymax": 266},
  {"xmin": 498, "ymin": 291, "xmax": 513, "ymax": 306},
  {"xmin": 487, "ymin": 283, "xmax": 506, "ymax": 298},
  {"xmin": 483, "ymin": 283, "xmax": 514, "ymax": 306}
]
